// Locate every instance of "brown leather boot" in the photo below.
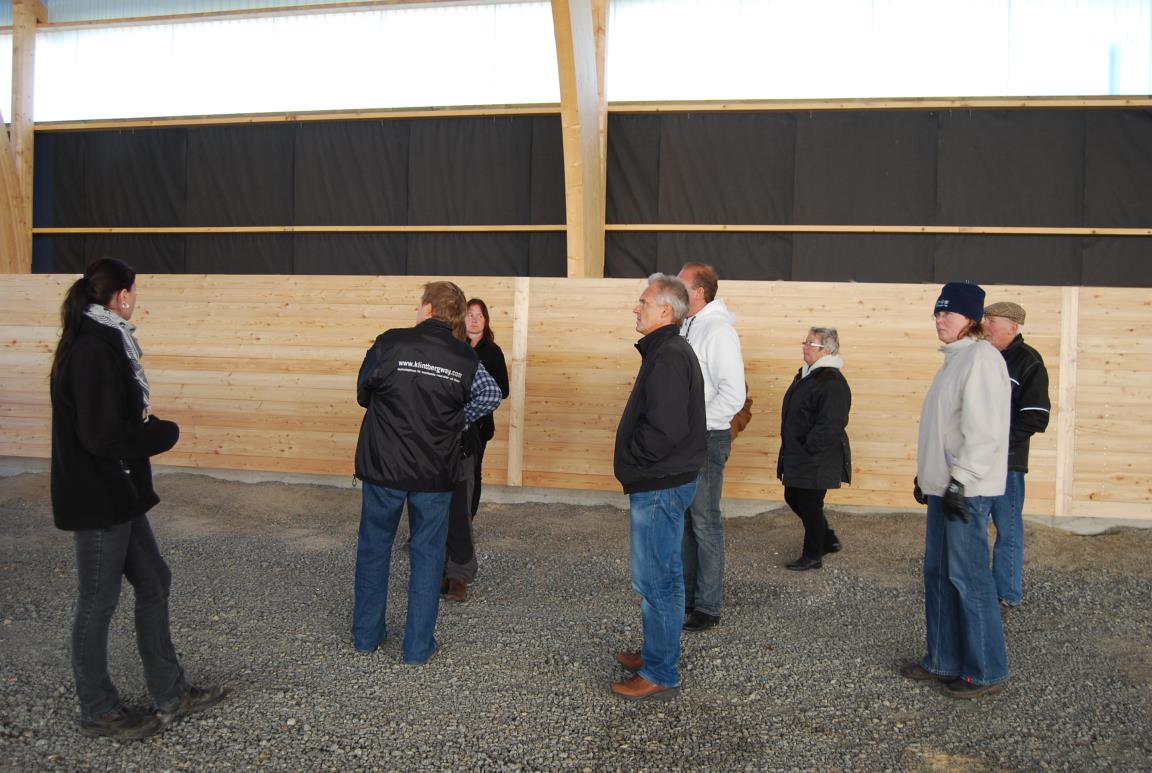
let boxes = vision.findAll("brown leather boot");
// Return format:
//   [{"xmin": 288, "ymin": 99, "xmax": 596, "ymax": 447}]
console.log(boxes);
[
  {"xmin": 611, "ymin": 674, "xmax": 679, "ymax": 701},
  {"xmin": 615, "ymin": 651, "xmax": 643, "ymax": 671},
  {"xmin": 447, "ymin": 579, "xmax": 467, "ymax": 602}
]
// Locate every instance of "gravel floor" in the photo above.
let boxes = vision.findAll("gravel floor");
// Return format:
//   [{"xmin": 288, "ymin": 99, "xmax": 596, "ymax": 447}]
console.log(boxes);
[{"xmin": 1, "ymin": 471, "xmax": 1150, "ymax": 772}]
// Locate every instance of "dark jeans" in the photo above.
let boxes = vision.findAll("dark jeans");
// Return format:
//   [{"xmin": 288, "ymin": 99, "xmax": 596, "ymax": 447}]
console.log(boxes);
[
  {"xmin": 72, "ymin": 515, "xmax": 187, "ymax": 721},
  {"xmin": 783, "ymin": 486, "xmax": 839, "ymax": 560},
  {"xmin": 683, "ymin": 429, "xmax": 732, "ymax": 616},
  {"xmin": 469, "ymin": 439, "xmax": 488, "ymax": 519},
  {"xmin": 445, "ymin": 454, "xmax": 478, "ymax": 584}
]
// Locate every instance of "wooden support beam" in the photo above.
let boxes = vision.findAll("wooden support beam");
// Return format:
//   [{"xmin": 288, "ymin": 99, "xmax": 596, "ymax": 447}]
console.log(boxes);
[
  {"xmin": 0, "ymin": 108, "xmax": 25, "ymax": 272},
  {"xmin": 551, "ymin": 0, "xmax": 607, "ymax": 278},
  {"xmin": 7, "ymin": 0, "xmax": 42, "ymax": 273},
  {"xmin": 504, "ymin": 277, "xmax": 530, "ymax": 487},
  {"xmin": 1053, "ymin": 286, "xmax": 1080, "ymax": 518}
]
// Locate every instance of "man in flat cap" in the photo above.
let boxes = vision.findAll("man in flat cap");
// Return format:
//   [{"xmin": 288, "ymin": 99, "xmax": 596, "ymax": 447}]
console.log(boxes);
[{"xmin": 983, "ymin": 301, "xmax": 1050, "ymax": 608}]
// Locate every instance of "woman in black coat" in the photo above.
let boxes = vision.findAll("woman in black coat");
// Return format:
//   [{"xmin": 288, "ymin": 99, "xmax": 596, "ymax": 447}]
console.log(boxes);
[
  {"xmin": 464, "ymin": 298, "xmax": 510, "ymax": 518},
  {"xmin": 50, "ymin": 258, "xmax": 224, "ymax": 741},
  {"xmin": 776, "ymin": 327, "xmax": 852, "ymax": 571}
]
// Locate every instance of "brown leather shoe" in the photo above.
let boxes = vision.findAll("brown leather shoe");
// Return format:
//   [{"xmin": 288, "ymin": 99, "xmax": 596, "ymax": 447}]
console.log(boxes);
[
  {"xmin": 447, "ymin": 579, "xmax": 467, "ymax": 603},
  {"xmin": 615, "ymin": 650, "xmax": 643, "ymax": 671},
  {"xmin": 611, "ymin": 674, "xmax": 679, "ymax": 701}
]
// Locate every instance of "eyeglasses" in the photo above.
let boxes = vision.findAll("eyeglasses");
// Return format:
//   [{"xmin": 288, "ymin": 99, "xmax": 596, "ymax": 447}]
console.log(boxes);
[{"xmin": 801, "ymin": 341, "xmax": 826, "ymax": 348}]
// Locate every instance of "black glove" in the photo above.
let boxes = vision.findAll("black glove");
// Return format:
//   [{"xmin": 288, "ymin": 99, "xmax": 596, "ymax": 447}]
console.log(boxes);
[
  {"xmin": 913, "ymin": 477, "xmax": 927, "ymax": 506},
  {"xmin": 942, "ymin": 478, "xmax": 968, "ymax": 523}
]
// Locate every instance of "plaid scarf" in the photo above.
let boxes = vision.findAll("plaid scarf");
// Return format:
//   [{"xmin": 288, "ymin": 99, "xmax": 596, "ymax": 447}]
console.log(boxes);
[{"xmin": 84, "ymin": 304, "xmax": 151, "ymax": 418}]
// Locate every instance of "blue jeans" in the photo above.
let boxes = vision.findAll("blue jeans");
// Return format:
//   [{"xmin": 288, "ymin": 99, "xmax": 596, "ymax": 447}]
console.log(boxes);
[
  {"xmin": 988, "ymin": 470, "xmax": 1026, "ymax": 606},
  {"xmin": 682, "ymin": 430, "xmax": 731, "ymax": 616},
  {"xmin": 921, "ymin": 495, "xmax": 1009, "ymax": 686},
  {"xmin": 630, "ymin": 481, "xmax": 697, "ymax": 688},
  {"xmin": 353, "ymin": 483, "xmax": 451, "ymax": 664},
  {"xmin": 72, "ymin": 516, "xmax": 187, "ymax": 721}
]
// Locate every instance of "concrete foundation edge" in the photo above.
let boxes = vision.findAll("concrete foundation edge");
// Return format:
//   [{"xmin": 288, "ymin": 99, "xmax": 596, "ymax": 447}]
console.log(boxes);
[{"xmin": 2, "ymin": 456, "xmax": 1147, "ymax": 536}]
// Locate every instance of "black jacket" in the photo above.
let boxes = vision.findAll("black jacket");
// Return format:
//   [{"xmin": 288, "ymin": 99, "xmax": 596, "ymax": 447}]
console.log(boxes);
[
  {"xmin": 614, "ymin": 325, "xmax": 707, "ymax": 494},
  {"xmin": 355, "ymin": 319, "xmax": 479, "ymax": 492},
  {"xmin": 1001, "ymin": 334, "xmax": 1050, "ymax": 472},
  {"xmin": 473, "ymin": 338, "xmax": 509, "ymax": 443},
  {"xmin": 50, "ymin": 317, "xmax": 180, "ymax": 531},
  {"xmin": 776, "ymin": 365, "xmax": 852, "ymax": 490}
]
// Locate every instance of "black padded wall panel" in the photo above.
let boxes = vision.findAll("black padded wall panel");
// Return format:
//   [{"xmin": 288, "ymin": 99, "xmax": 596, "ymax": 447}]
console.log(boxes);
[
  {"xmin": 408, "ymin": 118, "xmax": 532, "ymax": 226},
  {"xmin": 792, "ymin": 234, "xmax": 935, "ymax": 283},
  {"xmin": 530, "ymin": 117, "xmax": 566, "ymax": 225},
  {"xmin": 294, "ymin": 121, "xmax": 409, "ymax": 226},
  {"xmin": 658, "ymin": 113, "xmax": 795, "ymax": 224},
  {"xmin": 1082, "ymin": 237, "xmax": 1152, "ymax": 286},
  {"xmin": 408, "ymin": 234, "xmax": 529, "ymax": 276},
  {"xmin": 605, "ymin": 233, "xmax": 657, "ymax": 277},
  {"xmin": 33, "ymin": 133, "xmax": 89, "ymax": 227},
  {"xmin": 32, "ymin": 234, "xmax": 185, "ymax": 274},
  {"xmin": 528, "ymin": 232, "xmax": 567, "ymax": 277},
  {"xmin": 936, "ymin": 111, "xmax": 1084, "ymax": 227},
  {"xmin": 657, "ymin": 233, "xmax": 791, "ymax": 280},
  {"xmin": 795, "ymin": 111, "xmax": 936, "ymax": 225},
  {"xmin": 186, "ymin": 234, "xmax": 293, "ymax": 274},
  {"xmin": 187, "ymin": 125, "xmax": 295, "ymax": 226},
  {"xmin": 934, "ymin": 236, "xmax": 1082, "ymax": 285},
  {"xmin": 86, "ymin": 130, "xmax": 187, "ymax": 227},
  {"xmin": 606, "ymin": 115, "xmax": 660, "ymax": 224},
  {"xmin": 1085, "ymin": 110, "xmax": 1152, "ymax": 228},
  {"xmin": 294, "ymin": 234, "xmax": 407, "ymax": 275}
]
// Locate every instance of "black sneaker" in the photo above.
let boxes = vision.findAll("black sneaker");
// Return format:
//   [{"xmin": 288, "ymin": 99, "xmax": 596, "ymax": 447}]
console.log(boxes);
[
  {"xmin": 683, "ymin": 610, "xmax": 720, "ymax": 632},
  {"xmin": 785, "ymin": 556, "xmax": 823, "ymax": 571},
  {"xmin": 155, "ymin": 685, "xmax": 228, "ymax": 725},
  {"xmin": 79, "ymin": 707, "xmax": 161, "ymax": 741}
]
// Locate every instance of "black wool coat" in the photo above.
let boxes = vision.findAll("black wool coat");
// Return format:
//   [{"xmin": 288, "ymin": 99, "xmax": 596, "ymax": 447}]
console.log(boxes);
[
  {"xmin": 776, "ymin": 365, "xmax": 852, "ymax": 490},
  {"xmin": 50, "ymin": 317, "xmax": 180, "ymax": 531}
]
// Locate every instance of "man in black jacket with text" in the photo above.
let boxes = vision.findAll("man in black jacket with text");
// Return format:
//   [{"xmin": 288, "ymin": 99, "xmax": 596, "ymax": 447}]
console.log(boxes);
[
  {"xmin": 611, "ymin": 274, "xmax": 707, "ymax": 701},
  {"xmin": 352, "ymin": 281, "xmax": 499, "ymax": 664}
]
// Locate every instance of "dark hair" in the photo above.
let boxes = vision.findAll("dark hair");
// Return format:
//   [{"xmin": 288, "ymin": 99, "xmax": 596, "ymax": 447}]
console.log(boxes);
[
  {"xmin": 467, "ymin": 298, "xmax": 495, "ymax": 345},
  {"xmin": 51, "ymin": 258, "xmax": 136, "ymax": 379},
  {"xmin": 421, "ymin": 281, "xmax": 468, "ymax": 342},
  {"xmin": 680, "ymin": 262, "xmax": 718, "ymax": 303}
]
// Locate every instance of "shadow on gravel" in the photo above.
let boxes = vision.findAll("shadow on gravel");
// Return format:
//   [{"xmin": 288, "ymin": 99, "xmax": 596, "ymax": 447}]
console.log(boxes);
[{"xmin": 1, "ymin": 471, "xmax": 1150, "ymax": 772}]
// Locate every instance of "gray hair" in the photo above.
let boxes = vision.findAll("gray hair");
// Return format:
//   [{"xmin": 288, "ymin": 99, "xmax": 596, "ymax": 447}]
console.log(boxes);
[
  {"xmin": 647, "ymin": 273, "xmax": 690, "ymax": 324},
  {"xmin": 808, "ymin": 326, "xmax": 840, "ymax": 355}
]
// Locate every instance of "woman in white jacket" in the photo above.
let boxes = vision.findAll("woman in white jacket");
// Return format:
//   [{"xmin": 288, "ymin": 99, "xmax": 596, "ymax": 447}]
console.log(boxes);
[{"xmin": 902, "ymin": 281, "xmax": 1011, "ymax": 699}]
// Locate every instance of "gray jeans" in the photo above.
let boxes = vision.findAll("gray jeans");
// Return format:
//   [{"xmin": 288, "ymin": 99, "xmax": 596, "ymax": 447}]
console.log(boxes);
[
  {"xmin": 72, "ymin": 515, "xmax": 187, "ymax": 720},
  {"xmin": 682, "ymin": 429, "xmax": 732, "ymax": 616}
]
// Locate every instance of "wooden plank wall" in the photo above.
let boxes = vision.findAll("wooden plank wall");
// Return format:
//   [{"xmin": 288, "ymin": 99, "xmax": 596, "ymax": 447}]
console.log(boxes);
[{"xmin": 1, "ymin": 275, "xmax": 1148, "ymax": 521}]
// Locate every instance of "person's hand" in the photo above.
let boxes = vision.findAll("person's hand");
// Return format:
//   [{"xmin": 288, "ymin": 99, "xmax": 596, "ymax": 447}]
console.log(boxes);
[
  {"xmin": 942, "ymin": 478, "xmax": 968, "ymax": 522},
  {"xmin": 913, "ymin": 477, "xmax": 927, "ymax": 506}
]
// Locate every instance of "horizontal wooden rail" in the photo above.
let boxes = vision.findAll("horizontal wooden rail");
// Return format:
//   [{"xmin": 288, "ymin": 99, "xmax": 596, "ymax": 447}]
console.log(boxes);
[
  {"xmin": 33, "ymin": 225, "xmax": 567, "ymax": 234},
  {"xmin": 33, "ymin": 224, "xmax": 1152, "ymax": 237},
  {"xmin": 605, "ymin": 224, "xmax": 1152, "ymax": 236},
  {"xmin": 31, "ymin": 96, "xmax": 1152, "ymax": 133}
]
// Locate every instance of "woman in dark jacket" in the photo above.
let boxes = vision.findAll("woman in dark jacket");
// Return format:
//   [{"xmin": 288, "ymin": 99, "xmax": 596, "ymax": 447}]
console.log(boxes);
[
  {"xmin": 50, "ymin": 258, "xmax": 224, "ymax": 741},
  {"xmin": 776, "ymin": 326, "xmax": 852, "ymax": 571},
  {"xmin": 464, "ymin": 298, "xmax": 510, "ymax": 518}
]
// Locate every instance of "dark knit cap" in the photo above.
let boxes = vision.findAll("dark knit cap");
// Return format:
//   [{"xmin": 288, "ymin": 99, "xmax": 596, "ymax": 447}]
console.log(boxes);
[{"xmin": 933, "ymin": 282, "xmax": 985, "ymax": 321}]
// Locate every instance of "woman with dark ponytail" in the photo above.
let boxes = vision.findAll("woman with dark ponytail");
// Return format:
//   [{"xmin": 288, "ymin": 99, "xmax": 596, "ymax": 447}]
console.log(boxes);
[{"xmin": 50, "ymin": 258, "xmax": 225, "ymax": 741}]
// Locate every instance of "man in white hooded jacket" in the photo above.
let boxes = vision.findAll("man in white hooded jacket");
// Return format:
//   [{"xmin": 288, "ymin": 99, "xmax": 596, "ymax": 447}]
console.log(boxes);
[{"xmin": 676, "ymin": 263, "xmax": 747, "ymax": 632}]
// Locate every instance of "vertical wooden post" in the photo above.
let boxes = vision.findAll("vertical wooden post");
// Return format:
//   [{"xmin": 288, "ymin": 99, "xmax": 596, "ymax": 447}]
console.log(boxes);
[
  {"xmin": 0, "ymin": 109, "xmax": 25, "ymax": 272},
  {"xmin": 505, "ymin": 277, "xmax": 531, "ymax": 487},
  {"xmin": 551, "ymin": 0, "xmax": 607, "ymax": 279},
  {"xmin": 1053, "ymin": 286, "xmax": 1080, "ymax": 519},
  {"xmin": 6, "ymin": 0, "xmax": 46, "ymax": 273}
]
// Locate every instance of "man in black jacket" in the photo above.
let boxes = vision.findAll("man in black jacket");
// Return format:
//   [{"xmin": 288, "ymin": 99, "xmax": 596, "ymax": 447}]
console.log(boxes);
[
  {"xmin": 611, "ymin": 274, "xmax": 707, "ymax": 701},
  {"xmin": 984, "ymin": 301, "xmax": 1051, "ymax": 607},
  {"xmin": 352, "ymin": 281, "xmax": 500, "ymax": 664}
]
